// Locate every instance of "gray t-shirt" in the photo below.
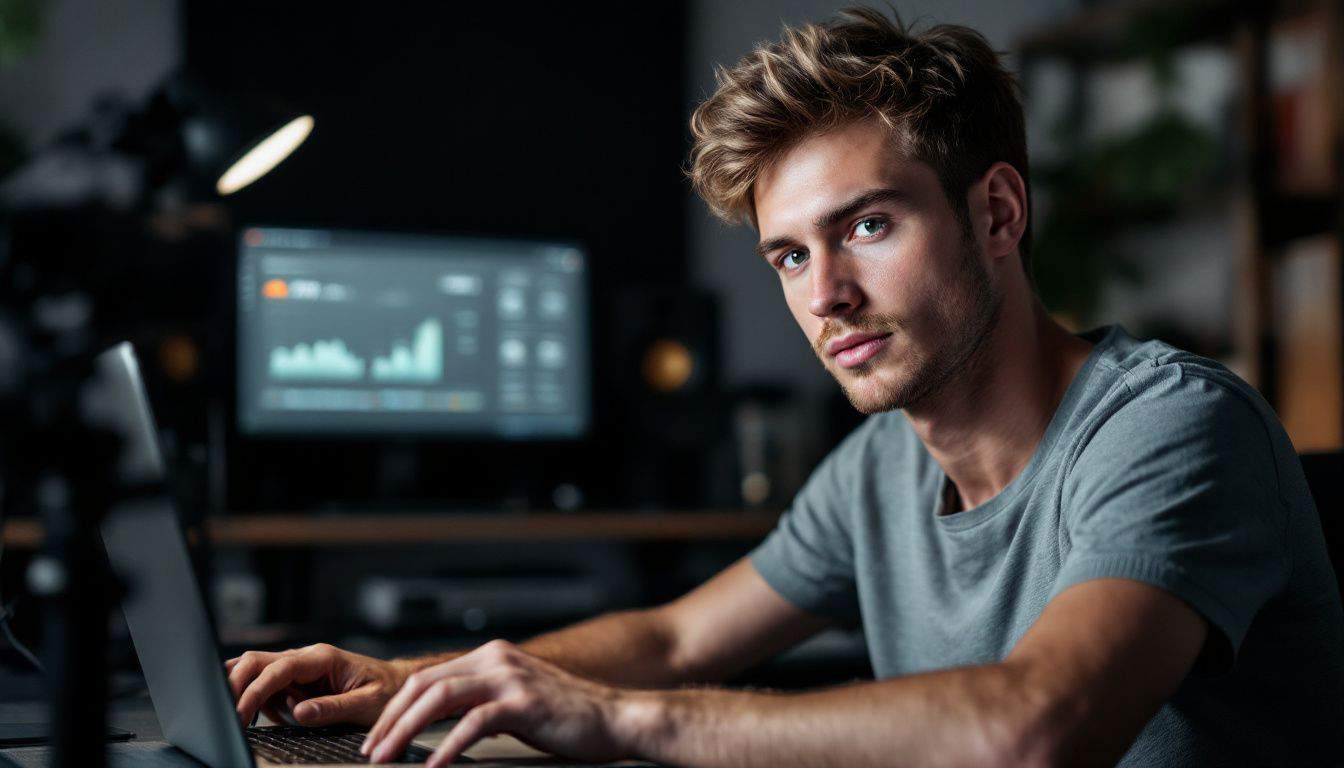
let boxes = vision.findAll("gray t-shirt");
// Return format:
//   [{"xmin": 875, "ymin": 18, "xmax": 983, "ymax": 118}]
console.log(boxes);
[{"xmin": 751, "ymin": 325, "xmax": 1344, "ymax": 765}]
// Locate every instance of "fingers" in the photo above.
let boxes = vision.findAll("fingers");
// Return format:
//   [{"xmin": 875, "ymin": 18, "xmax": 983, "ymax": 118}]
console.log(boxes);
[
  {"xmin": 427, "ymin": 702, "xmax": 509, "ymax": 768},
  {"xmin": 226, "ymin": 647, "xmax": 311, "ymax": 702},
  {"xmin": 227, "ymin": 650, "xmax": 283, "ymax": 701},
  {"xmin": 235, "ymin": 650, "xmax": 336, "ymax": 727},
  {"xmin": 362, "ymin": 663, "xmax": 453, "ymax": 751},
  {"xmin": 292, "ymin": 685, "xmax": 383, "ymax": 727},
  {"xmin": 363, "ymin": 641, "xmax": 519, "ymax": 758},
  {"xmin": 367, "ymin": 675, "xmax": 493, "ymax": 763}
]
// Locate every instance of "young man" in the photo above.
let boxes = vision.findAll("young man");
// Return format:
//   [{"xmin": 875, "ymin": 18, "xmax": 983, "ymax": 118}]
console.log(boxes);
[{"xmin": 228, "ymin": 8, "xmax": 1344, "ymax": 766}]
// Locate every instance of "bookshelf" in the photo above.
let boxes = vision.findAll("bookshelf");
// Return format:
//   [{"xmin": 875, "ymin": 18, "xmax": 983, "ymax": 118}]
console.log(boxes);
[{"xmin": 1017, "ymin": 0, "xmax": 1344, "ymax": 450}]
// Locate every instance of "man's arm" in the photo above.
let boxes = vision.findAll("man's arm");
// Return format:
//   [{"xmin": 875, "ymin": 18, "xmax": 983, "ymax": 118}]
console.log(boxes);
[
  {"xmin": 364, "ymin": 577, "xmax": 1207, "ymax": 768},
  {"xmin": 398, "ymin": 558, "xmax": 831, "ymax": 687},
  {"xmin": 624, "ymin": 578, "xmax": 1206, "ymax": 768},
  {"xmin": 230, "ymin": 557, "xmax": 829, "ymax": 725}
]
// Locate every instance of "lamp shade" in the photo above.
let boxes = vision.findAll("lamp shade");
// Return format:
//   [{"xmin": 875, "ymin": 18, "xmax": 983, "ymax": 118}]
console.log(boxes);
[
  {"xmin": 118, "ymin": 74, "xmax": 313, "ymax": 200},
  {"xmin": 174, "ymin": 82, "xmax": 313, "ymax": 197},
  {"xmin": 214, "ymin": 114, "xmax": 313, "ymax": 195}
]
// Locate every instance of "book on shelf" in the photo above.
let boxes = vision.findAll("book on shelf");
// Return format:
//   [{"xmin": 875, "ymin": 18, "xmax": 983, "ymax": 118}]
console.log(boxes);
[{"xmin": 1274, "ymin": 235, "xmax": 1343, "ymax": 451}]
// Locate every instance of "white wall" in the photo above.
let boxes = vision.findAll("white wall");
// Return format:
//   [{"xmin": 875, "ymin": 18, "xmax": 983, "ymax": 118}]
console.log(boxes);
[
  {"xmin": 684, "ymin": 1, "xmax": 1079, "ymax": 403},
  {"xmin": 0, "ymin": 0, "xmax": 179, "ymax": 150}
]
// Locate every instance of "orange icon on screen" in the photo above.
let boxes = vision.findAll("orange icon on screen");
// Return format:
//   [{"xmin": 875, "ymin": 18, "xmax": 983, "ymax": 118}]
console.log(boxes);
[{"xmin": 262, "ymin": 279, "xmax": 289, "ymax": 299}]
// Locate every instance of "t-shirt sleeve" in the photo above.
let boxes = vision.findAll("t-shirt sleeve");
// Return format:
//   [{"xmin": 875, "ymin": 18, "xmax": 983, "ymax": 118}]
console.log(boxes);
[
  {"xmin": 748, "ymin": 419, "xmax": 869, "ymax": 622},
  {"xmin": 1056, "ymin": 372, "xmax": 1290, "ymax": 673}
]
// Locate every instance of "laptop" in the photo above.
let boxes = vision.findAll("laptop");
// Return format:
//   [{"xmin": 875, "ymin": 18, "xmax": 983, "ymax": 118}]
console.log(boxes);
[{"xmin": 94, "ymin": 342, "xmax": 443, "ymax": 766}]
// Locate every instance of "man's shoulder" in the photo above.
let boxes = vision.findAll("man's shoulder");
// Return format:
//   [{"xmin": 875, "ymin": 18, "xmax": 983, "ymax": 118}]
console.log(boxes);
[
  {"xmin": 1087, "ymin": 326, "xmax": 1276, "ymax": 433},
  {"xmin": 1074, "ymin": 327, "xmax": 1289, "ymax": 487}
]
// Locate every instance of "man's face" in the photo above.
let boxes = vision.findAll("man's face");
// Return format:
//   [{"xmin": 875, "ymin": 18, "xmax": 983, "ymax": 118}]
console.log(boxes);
[{"xmin": 753, "ymin": 119, "xmax": 999, "ymax": 414}]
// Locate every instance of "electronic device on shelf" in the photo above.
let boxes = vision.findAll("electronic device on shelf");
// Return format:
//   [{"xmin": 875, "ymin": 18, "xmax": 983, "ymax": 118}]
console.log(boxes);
[
  {"xmin": 356, "ymin": 573, "xmax": 610, "ymax": 633},
  {"xmin": 235, "ymin": 226, "xmax": 590, "ymax": 440}
]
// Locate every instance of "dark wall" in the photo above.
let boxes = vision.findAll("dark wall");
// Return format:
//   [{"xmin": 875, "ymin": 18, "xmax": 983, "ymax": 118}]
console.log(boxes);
[
  {"xmin": 185, "ymin": 3, "xmax": 688, "ymax": 278},
  {"xmin": 181, "ymin": 3, "xmax": 695, "ymax": 509}
]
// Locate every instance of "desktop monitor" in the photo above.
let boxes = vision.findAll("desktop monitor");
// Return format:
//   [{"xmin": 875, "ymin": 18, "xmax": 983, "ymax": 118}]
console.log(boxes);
[{"xmin": 236, "ymin": 226, "xmax": 590, "ymax": 439}]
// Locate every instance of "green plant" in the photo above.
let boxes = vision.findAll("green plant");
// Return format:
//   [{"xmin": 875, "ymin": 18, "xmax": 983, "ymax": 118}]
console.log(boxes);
[
  {"xmin": 1028, "ymin": 2, "xmax": 1223, "ymax": 321},
  {"xmin": 1032, "ymin": 110, "xmax": 1220, "ymax": 317},
  {"xmin": 0, "ymin": 0, "xmax": 42, "ymax": 177},
  {"xmin": 0, "ymin": 0, "xmax": 41, "ymax": 68}
]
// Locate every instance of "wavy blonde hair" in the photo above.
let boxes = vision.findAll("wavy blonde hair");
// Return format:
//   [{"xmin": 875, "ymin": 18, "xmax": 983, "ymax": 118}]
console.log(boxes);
[{"xmin": 687, "ymin": 6, "xmax": 1032, "ymax": 269}]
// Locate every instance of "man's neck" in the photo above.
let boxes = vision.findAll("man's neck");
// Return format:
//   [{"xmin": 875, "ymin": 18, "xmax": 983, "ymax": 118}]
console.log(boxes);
[{"xmin": 905, "ymin": 295, "xmax": 1093, "ymax": 513}]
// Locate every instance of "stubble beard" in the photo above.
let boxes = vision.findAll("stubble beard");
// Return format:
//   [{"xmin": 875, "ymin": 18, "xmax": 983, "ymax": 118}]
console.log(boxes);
[{"xmin": 815, "ymin": 230, "xmax": 1000, "ymax": 415}]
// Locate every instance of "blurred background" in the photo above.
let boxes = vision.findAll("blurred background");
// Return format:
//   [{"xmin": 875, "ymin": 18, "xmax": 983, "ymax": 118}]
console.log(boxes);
[{"xmin": 0, "ymin": 0, "xmax": 1339, "ymax": 698}]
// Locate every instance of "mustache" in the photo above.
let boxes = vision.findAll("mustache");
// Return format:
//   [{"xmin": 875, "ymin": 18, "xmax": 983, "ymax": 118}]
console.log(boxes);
[{"xmin": 814, "ymin": 313, "xmax": 901, "ymax": 355}]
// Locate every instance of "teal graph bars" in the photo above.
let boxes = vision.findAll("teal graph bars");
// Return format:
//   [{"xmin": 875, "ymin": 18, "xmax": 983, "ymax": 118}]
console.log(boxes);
[
  {"xmin": 267, "ymin": 319, "xmax": 444, "ymax": 383},
  {"xmin": 371, "ymin": 319, "xmax": 444, "ymax": 383},
  {"xmin": 269, "ymin": 338, "xmax": 366, "ymax": 380}
]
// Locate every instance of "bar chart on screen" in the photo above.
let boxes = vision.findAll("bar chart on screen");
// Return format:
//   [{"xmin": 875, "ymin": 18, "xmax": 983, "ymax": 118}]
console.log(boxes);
[
  {"xmin": 266, "ymin": 319, "xmax": 445, "ymax": 385},
  {"xmin": 236, "ymin": 227, "xmax": 590, "ymax": 437},
  {"xmin": 371, "ymin": 319, "xmax": 443, "ymax": 383},
  {"xmin": 269, "ymin": 338, "xmax": 367, "ymax": 380}
]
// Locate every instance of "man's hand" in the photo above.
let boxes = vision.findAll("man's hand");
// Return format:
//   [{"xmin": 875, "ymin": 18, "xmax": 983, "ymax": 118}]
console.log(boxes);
[
  {"xmin": 360, "ymin": 640, "xmax": 633, "ymax": 767},
  {"xmin": 226, "ymin": 643, "xmax": 414, "ymax": 728}
]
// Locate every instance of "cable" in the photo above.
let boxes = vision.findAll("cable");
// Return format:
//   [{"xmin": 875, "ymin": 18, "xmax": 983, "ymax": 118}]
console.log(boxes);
[
  {"xmin": 0, "ymin": 600, "xmax": 45, "ymax": 674},
  {"xmin": 0, "ymin": 486, "xmax": 48, "ymax": 675}
]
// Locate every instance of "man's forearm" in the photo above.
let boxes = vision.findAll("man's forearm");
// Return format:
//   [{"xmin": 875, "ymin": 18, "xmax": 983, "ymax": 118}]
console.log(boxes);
[
  {"xmin": 614, "ymin": 660, "xmax": 1071, "ymax": 768},
  {"xmin": 519, "ymin": 608, "xmax": 686, "ymax": 687},
  {"xmin": 396, "ymin": 608, "xmax": 684, "ymax": 688}
]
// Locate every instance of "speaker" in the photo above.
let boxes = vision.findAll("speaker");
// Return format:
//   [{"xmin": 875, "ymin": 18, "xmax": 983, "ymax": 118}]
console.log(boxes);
[{"xmin": 610, "ymin": 287, "xmax": 730, "ymax": 506}]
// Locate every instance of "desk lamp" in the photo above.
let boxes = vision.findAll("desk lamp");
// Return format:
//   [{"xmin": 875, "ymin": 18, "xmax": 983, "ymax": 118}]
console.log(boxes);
[
  {"xmin": 2, "ymin": 73, "xmax": 314, "ymax": 210},
  {"xmin": 114, "ymin": 73, "xmax": 315, "ymax": 204}
]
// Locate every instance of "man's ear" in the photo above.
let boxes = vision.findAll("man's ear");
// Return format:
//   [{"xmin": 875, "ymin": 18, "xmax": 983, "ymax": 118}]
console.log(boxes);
[{"xmin": 976, "ymin": 161, "xmax": 1028, "ymax": 263}]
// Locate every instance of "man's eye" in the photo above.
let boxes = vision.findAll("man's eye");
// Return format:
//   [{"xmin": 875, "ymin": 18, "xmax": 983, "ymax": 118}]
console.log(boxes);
[
  {"xmin": 854, "ymin": 217, "xmax": 887, "ymax": 238},
  {"xmin": 780, "ymin": 250, "xmax": 809, "ymax": 270}
]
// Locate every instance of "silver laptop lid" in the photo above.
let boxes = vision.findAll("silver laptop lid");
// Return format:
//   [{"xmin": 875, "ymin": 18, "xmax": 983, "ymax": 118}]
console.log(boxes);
[{"xmin": 95, "ymin": 342, "xmax": 256, "ymax": 768}]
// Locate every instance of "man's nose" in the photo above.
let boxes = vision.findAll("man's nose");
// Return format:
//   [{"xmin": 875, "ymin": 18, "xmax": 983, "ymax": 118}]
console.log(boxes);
[{"xmin": 807, "ymin": 250, "xmax": 862, "ymax": 318}]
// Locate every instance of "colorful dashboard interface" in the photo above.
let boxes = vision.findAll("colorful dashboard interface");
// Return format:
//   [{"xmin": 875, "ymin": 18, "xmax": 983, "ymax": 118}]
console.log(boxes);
[{"xmin": 237, "ymin": 227, "xmax": 589, "ymax": 438}]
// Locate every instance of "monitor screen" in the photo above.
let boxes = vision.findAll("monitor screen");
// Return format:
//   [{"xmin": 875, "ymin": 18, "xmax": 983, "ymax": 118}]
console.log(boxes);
[{"xmin": 236, "ymin": 226, "xmax": 590, "ymax": 438}]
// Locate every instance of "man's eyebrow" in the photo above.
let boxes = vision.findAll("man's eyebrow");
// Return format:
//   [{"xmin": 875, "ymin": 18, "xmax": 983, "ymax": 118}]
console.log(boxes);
[
  {"xmin": 755, "ymin": 235, "xmax": 798, "ymax": 262},
  {"xmin": 812, "ymin": 187, "xmax": 912, "ymax": 230},
  {"xmin": 754, "ymin": 187, "xmax": 912, "ymax": 262}
]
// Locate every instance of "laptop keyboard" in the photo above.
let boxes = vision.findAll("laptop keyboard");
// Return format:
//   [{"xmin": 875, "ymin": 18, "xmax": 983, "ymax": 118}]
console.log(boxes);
[{"xmin": 245, "ymin": 724, "xmax": 453, "ymax": 764}]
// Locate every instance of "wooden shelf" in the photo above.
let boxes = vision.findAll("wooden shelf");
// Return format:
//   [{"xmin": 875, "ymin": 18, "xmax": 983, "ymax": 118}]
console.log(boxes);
[
  {"xmin": 1016, "ymin": 0, "xmax": 1245, "ymax": 60},
  {"xmin": 1, "ymin": 510, "xmax": 781, "ymax": 550},
  {"xmin": 1017, "ymin": 0, "xmax": 1344, "ymax": 446}
]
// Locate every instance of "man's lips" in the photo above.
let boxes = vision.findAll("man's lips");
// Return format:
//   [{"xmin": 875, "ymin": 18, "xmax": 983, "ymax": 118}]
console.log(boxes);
[
  {"xmin": 825, "ymin": 330, "xmax": 890, "ymax": 356},
  {"xmin": 826, "ymin": 331, "xmax": 893, "ymax": 368}
]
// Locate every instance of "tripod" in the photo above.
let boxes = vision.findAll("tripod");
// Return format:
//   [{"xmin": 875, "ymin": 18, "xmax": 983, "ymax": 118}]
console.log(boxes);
[{"xmin": 0, "ymin": 218, "xmax": 129, "ymax": 768}]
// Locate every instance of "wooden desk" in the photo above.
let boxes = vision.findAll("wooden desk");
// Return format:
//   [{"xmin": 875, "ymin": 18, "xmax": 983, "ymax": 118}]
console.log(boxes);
[{"xmin": 1, "ymin": 511, "xmax": 779, "ymax": 550}]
